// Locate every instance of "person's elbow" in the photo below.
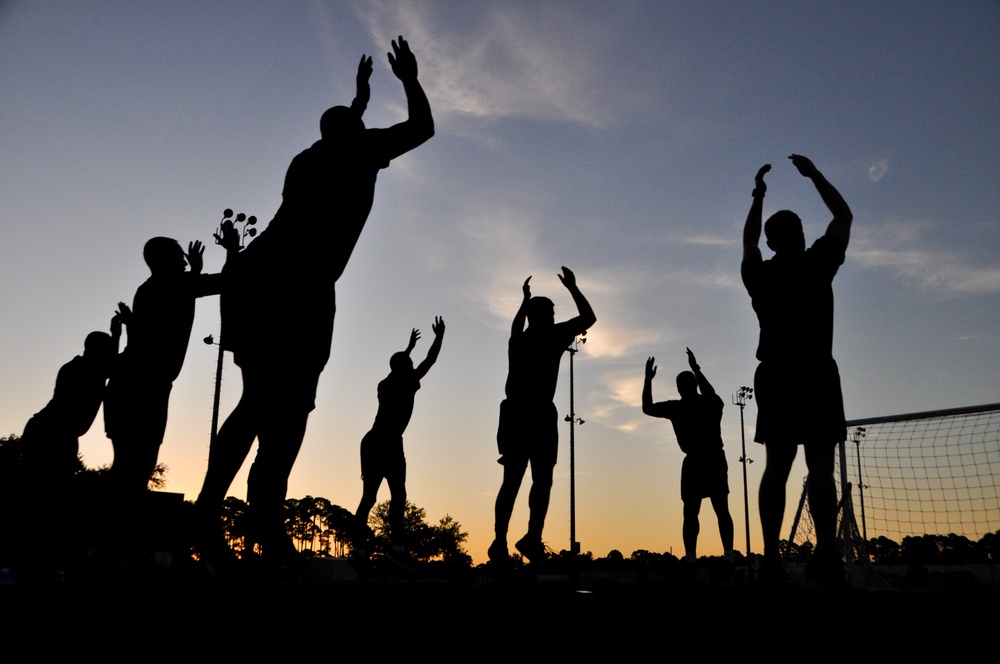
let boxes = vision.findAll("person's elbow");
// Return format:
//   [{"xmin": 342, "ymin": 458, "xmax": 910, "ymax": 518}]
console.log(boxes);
[{"xmin": 420, "ymin": 115, "xmax": 435, "ymax": 142}]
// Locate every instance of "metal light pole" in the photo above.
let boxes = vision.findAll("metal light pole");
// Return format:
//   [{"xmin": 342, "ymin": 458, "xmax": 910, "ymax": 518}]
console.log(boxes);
[
  {"xmin": 204, "ymin": 208, "xmax": 256, "ymax": 446},
  {"xmin": 852, "ymin": 426, "xmax": 868, "ymax": 540},
  {"xmin": 565, "ymin": 332, "xmax": 586, "ymax": 555},
  {"xmin": 204, "ymin": 333, "xmax": 225, "ymax": 446},
  {"xmin": 733, "ymin": 386, "xmax": 754, "ymax": 558}
]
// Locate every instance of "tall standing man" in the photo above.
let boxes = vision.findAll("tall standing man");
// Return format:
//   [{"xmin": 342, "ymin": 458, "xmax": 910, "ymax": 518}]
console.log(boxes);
[
  {"xmin": 489, "ymin": 268, "xmax": 596, "ymax": 564},
  {"xmin": 741, "ymin": 155, "xmax": 853, "ymax": 587},
  {"xmin": 195, "ymin": 37, "xmax": 434, "ymax": 559},
  {"xmin": 642, "ymin": 349, "xmax": 734, "ymax": 563}
]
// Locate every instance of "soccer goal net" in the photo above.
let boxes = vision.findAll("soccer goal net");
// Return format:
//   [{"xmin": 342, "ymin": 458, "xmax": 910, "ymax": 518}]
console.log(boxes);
[{"xmin": 787, "ymin": 403, "xmax": 1000, "ymax": 558}]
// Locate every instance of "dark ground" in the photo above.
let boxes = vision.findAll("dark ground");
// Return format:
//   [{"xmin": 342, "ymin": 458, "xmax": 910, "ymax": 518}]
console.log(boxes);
[{"xmin": 1, "ymin": 568, "xmax": 993, "ymax": 657}]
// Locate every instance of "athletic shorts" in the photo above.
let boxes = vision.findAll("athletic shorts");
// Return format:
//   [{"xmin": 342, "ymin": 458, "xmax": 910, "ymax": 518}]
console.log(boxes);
[
  {"xmin": 360, "ymin": 430, "xmax": 405, "ymax": 481},
  {"xmin": 753, "ymin": 358, "xmax": 846, "ymax": 445},
  {"xmin": 681, "ymin": 449, "xmax": 730, "ymax": 502},
  {"xmin": 496, "ymin": 399, "xmax": 558, "ymax": 467}
]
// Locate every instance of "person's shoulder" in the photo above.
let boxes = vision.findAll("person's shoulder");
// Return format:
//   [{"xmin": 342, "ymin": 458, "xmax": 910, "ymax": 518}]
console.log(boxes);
[{"xmin": 809, "ymin": 234, "xmax": 846, "ymax": 265}]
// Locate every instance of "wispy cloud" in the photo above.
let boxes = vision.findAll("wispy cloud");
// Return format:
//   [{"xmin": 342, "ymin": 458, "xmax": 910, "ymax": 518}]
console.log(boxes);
[
  {"xmin": 674, "ymin": 234, "xmax": 736, "ymax": 247},
  {"xmin": 868, "ymin": 158, "xmax": 889, "ymax": 182},
  {"xmin": 853, "ymin": 223, "xmax": 1000, "ymax": 296},
  {"xmin": 355, "ymin": 1, "xmax": 628, "ymax": 128}
]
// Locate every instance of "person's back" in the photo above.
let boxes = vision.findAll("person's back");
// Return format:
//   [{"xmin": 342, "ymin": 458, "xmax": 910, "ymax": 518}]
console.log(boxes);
[
  {"xmin": 660, "ymin": 392, "xmax": 724, "ymax": 457},
  {"xmin": 505, "ymin": 317, "xmax": 576, "ymax": 405},
  {"xmin": 744, "ymin": 231, "xmax": 843, "ymax": 363},
  {"xmin": 371, "ymin": 370, "xmax": 421, "ymax": 437}
]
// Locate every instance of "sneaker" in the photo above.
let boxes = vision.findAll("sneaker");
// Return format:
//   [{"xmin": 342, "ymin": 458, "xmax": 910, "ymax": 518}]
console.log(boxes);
[
  {"xmin": 488, "ymin": 539, "xmax": 509, "ymax": 564},
  {"xmin": 514, "ymin": 535, "xmax": 547, "ymax": 563}
]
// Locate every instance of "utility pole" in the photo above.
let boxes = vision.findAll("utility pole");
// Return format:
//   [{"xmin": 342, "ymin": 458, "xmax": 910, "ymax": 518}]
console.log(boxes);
[
  {"xmin": 565, "ymin": 332, "xmax": 586, "ymax": 555},
  {"xmin": 204, "ymin": 208, "xmax": 256, "ymax": 447},
  {"xmin": 733, "ymin": 386, "xmax": 753, "ymax": 559}
]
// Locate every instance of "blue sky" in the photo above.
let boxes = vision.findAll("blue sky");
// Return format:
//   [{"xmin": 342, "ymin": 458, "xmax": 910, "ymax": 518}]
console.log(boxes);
[{"xmin": 2, "ymin": 1, "xmax": 998, "ymax": 562}]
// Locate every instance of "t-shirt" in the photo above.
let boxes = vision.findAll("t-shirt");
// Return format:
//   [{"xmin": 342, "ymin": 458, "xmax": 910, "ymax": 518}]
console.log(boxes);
[
  {"xmin": 644, "ymin": 393, "xmax": 724, "ymax": 456},
  {"xmin": 504, "ymin": 323, "xmax": 577, "ymax": 404},
  {"xmin": 741, "ymin": 234, "xmax": 845, "ymax": 363},
  {"xmin": 370, "ymin": 371, "xmax": 421, "ymax": 437}
]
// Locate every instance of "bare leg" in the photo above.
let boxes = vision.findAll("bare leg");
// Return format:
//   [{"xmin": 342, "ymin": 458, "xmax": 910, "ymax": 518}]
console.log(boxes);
[
  {"xmin": 494, "ymin": 457, "xmax": 528, "ymax": 543},
  {"xmin": 385, "ymin": 468, "xmax": 407, "ymax": 546},
  {"xmin": 682, "ymin": 498, "xmax": 702, "ymax": 560},
  {"xmin": 803, "ymin": 443, "xmax": 837, "ymax": 556},
  {"xmin": 354, "ymin": 475, "xmax": 384, "ymax": 526},
  {"xmin": 759, "ymin": 442, "xmax": 796, "ymax": 559},
  {"xmin": 710, "ymin": 493, "xmax": 735, "ymax": 552},
  {"xmin": 526, "ymin": 458, "xmax": 554, "ymax": 540},
  {"xmin": 246, "ymin": 407, "xmax": 309, "ymax": 556}
]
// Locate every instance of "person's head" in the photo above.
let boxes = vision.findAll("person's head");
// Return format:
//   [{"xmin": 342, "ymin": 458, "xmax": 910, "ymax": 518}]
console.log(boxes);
[
  {"xmin": 389, "ymin": 351, "xmax": 413, "ymax": 373},
  {"xmin": 83, "ymin": 331, "xmax": 115, "ymax": 362},
  {"xmin": 143, "ymin": 237, "xmax": 185, "ymax": 274},
  {"xmin": 526, "ymin": 296, "xmax": 555, "ymax": 328},
  {"xmin": 764, "ymin": 210, "xmax": 806, "ymax": 254},
  {"xmin": 676, "ymin": 371, "xmax": 697, "ymax": 398},
  {"xmin": 320, "ymin": 105, "xmax": 365, "ymax": 140}
]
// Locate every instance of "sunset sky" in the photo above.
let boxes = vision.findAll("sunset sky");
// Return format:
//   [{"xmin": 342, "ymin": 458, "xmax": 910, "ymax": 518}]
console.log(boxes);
[{"xmin": 2, "ymin": 1, "xmax": 998, "ymax": 563}]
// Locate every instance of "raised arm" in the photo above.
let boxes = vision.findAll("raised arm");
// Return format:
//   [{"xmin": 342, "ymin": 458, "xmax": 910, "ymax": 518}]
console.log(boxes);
[
  {"xmin": 743, "ymin": 164, "xmax": 770, "ymax": 264},
  {"xmin": 414, "ymin": 316, "xmax": 445, "ymax": 379},
  {"xmin": 686, "ymin": 347, "xmax": 715, "ymax": 397},
  {"xmin": 382, "ymin": 36, "xmax": 435, "ymax": 160},
  {"xmin": 511, "ymin": 277, "xmax": 531, "ymax": 336},
  {"xmin": 557, "ymin": 266, "xmax": 597, "ymax": 334},
  {"xmin": 789, "ymin": 154, "xmax": 853, "ymax": 250},
  {"xmin": 350, "ymin": 54, "xmax": 373, "ymax": 118},
  {"xmin": 404, "ymin": 327, "xmax": 420, "ymax": 355},
  {"xmin": 642, "ymin": 356, "xmax": 658, "ymax": 416},
  {"xmin": 111, "ymin": 302, "xmax": 130, "ymax": 350}
]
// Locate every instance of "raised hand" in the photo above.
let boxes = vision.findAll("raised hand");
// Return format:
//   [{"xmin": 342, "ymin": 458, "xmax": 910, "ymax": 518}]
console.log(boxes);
[
  {"xmin": 186, "ymin": 240, "xmax": 205, "ymax": 274},
  {"xmin": 406, "ymin": 327, "xmax": 420, "ymax": 353},
  {"xmin": 432, "ymin": 316, "xmax": 445, "ymax": 337},
  {"xmin": 522, "ymin": 276, "xmax": 532, "ymax": 300},
  {"xmin": 357, "ymin": 54, "xmax": 373, "ymax": 85},
  {"xmin": 557, "ymin": 266, "xmax": 577, "ymax": 290},
  {"xmin": 388, "ymin": 35, "xmax": 418, "ymax": 81},
  {"xmin": 645, "ymin": 356, "xmax": 657, "ymax": 380},
  {"xmin": 686, "ymin": 347, "xmax": 699, "ymax": 371},
  {"xmin": 754, "ymin": 164, "xmax": 771, "ymax": 196},
  {"xmin": 789, "ymin": 154, "xmax": 819, "ymax": 178}
]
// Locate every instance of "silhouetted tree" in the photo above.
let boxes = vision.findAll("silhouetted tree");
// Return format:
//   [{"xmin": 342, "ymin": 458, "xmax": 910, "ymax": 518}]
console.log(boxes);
[
  {"xmin": 868, "ymin": 535, "xmax": 901, "ymax": 564},
  {"xmin": 368, "ymin": 500, "xmax": 470, "ymax": 564}
]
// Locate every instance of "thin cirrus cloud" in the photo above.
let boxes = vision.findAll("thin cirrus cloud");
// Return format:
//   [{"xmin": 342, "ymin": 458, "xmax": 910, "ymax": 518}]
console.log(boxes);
[
  {"xmin": 355, "ymin": 1, "xmax": 623, "ymax": 128},
  {"xmin": 852, "ymin": 223, "xmax": 1000, "ymax": 297}
]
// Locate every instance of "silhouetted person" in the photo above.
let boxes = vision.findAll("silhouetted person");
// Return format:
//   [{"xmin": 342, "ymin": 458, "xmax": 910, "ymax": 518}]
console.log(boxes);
[
  {"xmin": 104, "ymin": 237, "xmax": 232, "ymax": 499},
  {"xmin": 353, "ymin": 317, "xmax": 444, "ymax": 559},
  {"xmin": 642, "ymin": 348, "xmax": 734, "ymax": 563},
  {"xmin": 195, "ymin": 37, "xmax": 434, "ymax": 559},
  {"xmin": 742, "ymin": 155, "xmax": 853, "ymax": 588},
  {"xmin": 20, "ymin": 311, "xmax": 123, "ymax": 480},
  {"xmin": 489, "ymin": 268, "xmax": 596, "ymax": 564},
  {"xmin": 11, "ymin": 312, "xmax": 124, "ymax": 578}
]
